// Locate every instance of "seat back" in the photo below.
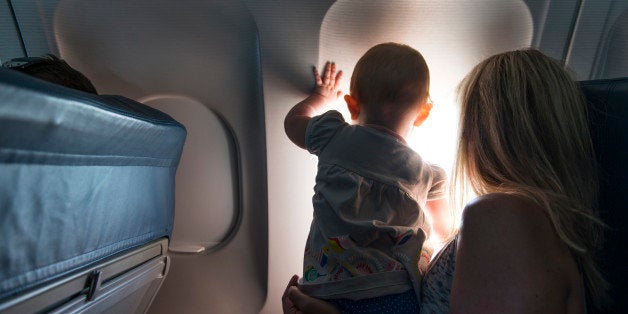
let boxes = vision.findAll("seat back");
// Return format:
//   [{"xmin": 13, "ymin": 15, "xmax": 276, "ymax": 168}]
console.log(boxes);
[
  {"xmin": 580, "ymin": 77, "xmax": 628, "ymax": 313},
  {"xmin": 0, "ymin": 68, "xmax": 186, "ymax": 313}
]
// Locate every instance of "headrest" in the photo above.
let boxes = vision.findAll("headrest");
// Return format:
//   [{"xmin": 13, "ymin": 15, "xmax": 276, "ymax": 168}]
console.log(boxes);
[
  {"xmin": 0, "ymin": 68, "xmax": 186, "ymax": 167},
  {"xmin": 580, "ymin": 77, "xmax": 628, "ymax": 312}
]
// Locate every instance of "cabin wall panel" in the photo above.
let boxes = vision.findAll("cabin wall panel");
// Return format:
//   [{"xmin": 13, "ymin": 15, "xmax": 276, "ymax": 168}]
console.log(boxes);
[
  {"xmin": 244, "ymin": 1, "xmax": 335, "ymax": 312},
  {"xmin": 9, "ymin": 1, "xmax": 59, "ymax": 57},
  {"xmin": 599, "ymin": 6, "xmax": 628, "ymax": 79},
  {"xmin": 0, "ymin": 2, "xmax": 24, "ymax": 62},
  {"xmin": 524, "ymin": 0, "xmax": 580, "ymax": 61},
  {"xmin": 566, "ymin": 0, "xmax": 628, "ymax": 80}
]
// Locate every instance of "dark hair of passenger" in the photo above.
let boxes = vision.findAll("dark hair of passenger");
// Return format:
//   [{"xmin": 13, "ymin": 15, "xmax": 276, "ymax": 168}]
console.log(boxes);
[{"xmin": 10, "ymin": 54, "xmax": 97, "ymax": 94}]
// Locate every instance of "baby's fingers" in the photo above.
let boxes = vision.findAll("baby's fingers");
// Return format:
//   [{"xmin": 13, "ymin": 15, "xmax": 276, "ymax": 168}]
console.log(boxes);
[
  {"xmin": 333, "ymin": 70, "xmax": 343, "ymax": 90},
  {"xmin": 311, "ymin": 61, "xmax": 343, "ymax": 99},
  {"xmin": 313, "ymin": 66, "xmax": 322, "ymax": 85},
  {"xmin": 324, "ymin": 61, "xmax": 332, "ymax": 83}
]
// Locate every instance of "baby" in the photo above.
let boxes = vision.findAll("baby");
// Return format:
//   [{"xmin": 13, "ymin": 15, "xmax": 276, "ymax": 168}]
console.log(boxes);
[{"xmin": 284, "ymin": 43, "xmax": 447, "ymax": 312}]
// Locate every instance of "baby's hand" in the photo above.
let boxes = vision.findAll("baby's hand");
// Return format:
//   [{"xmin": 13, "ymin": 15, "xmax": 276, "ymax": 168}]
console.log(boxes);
[{"xmin": 312, "ymin": 61, "xmax": 343, "ymax": 101}]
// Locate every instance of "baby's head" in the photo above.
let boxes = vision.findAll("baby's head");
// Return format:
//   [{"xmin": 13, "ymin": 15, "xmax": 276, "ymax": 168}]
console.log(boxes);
[{"xmin": 345, "ymin": 43, "xmax": 431, "ymax": 136}]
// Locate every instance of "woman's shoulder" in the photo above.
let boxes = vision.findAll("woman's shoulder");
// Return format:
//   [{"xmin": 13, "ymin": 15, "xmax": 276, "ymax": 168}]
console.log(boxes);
[
  {"xmin": 460, "ymin": 192, "xmax": 551, "ymax": 237},
  {"xmin": 451, "ymin": 192, "xmax": 580, "ymax": 313},
  {"xmin": 459, "ymin": 192, "xmax": 570, "ymax": 258}
]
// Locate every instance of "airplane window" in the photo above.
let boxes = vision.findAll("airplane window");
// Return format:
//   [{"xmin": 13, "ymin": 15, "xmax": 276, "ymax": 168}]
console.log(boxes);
[
  {"xmin": 140, "ymin": 95, "xmax": 239, "ymax": 253},
  {"xmin": 602, "ymin": 8, "xmax": 628, "ymax": 79},
  {"xmin": 319, "ymin": 0, "xmax": 533, "ymax": 177}
]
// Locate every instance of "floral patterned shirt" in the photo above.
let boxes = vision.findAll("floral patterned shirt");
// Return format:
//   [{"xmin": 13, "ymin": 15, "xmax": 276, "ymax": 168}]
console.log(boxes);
[{"xmin": 299, "ymin": 110, "xmax": 446, "ymax": 301}]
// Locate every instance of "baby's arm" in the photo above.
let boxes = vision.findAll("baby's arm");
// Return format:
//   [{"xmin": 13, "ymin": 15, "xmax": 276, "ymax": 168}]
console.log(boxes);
[
  {"xmin": 425, "ymin": 198, "xmax": 453, "ymax": 246},
  {"xmin": 284, "ymin": 61, "xmax": 343, "ymax": 149},
  {"xmin": 424, "ymin": 166, "xmax": 453, "ymax": 248}
]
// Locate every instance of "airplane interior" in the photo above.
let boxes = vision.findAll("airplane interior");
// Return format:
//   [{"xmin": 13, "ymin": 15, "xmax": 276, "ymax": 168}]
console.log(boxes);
[{"xmin": 0, "ymin": 0, "xmax": 626, "ymax": 313}]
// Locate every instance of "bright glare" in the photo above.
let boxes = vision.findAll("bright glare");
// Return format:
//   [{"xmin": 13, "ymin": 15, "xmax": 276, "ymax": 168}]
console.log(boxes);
[
  {"xmin": 326, "ymin": 84, "xmax": 460, "ymax": 178},
  {"xmin": 406, "ymin": 93, "xmax": 460, "ymax": 176}
]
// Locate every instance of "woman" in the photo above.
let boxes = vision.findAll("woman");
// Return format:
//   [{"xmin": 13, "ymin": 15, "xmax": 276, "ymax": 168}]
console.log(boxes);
[{"xmin": 283, "ymin": 49, "xmax": 608, "ymax": 313}]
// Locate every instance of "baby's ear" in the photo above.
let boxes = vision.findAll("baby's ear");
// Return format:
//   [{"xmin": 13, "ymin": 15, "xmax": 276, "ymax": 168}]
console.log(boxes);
[
  {"xmin": 413, "ymin": 100, "xmax": 433, "ymax": 127},
  {"xmin": 345, "ymin": 94, "xmax": 360, "ymax": 120}
]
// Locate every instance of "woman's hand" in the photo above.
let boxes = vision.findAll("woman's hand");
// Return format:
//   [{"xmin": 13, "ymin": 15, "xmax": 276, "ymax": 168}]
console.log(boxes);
[
  {"xmin": 282, "ymin": 275, "xmax": 340, "ymax": 314},
  {"xmin": 282, "ymin": 275, "xmax": 302, "ymax": 314}
]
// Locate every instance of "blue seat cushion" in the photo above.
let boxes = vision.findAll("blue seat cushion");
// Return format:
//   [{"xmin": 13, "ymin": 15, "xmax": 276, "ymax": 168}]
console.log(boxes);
[{"xmin": 0, "ymin": 69, "xmax": 186, "ymax": 300}]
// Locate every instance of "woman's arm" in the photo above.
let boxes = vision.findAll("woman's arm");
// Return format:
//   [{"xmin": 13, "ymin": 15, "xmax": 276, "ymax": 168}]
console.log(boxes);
[
  {"xmin": 449, "ymin": 193, "xmax": 575, "ymax": 313},
  {"xmin": 284, "ymin": 62, "xmax": 343, "ymax": 149}
]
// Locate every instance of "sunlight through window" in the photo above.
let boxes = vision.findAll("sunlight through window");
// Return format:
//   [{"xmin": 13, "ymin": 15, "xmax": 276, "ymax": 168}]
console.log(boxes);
[{"xmin": 319, "ymin": 0, "xmax": 533, "ymax": 178}]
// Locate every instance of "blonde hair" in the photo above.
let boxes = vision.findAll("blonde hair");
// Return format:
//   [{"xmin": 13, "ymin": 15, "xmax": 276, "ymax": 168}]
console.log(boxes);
[
  {"xmin": 453, "ymin": 49, "xmax": 607, "ymax": 307},
  {"xmin": 350, "ymin": 43, "xmax": 430, "ymax": 125}
]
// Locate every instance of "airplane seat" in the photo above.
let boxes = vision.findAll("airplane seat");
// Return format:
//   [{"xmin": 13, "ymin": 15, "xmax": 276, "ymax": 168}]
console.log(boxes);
[
  {"xmin": 0, "ymin": 68, "xmax": 186, "ymax": 313},
  {"xmin": 580, "ymin": 77, "xmax": 628, "ymax": 313}
]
